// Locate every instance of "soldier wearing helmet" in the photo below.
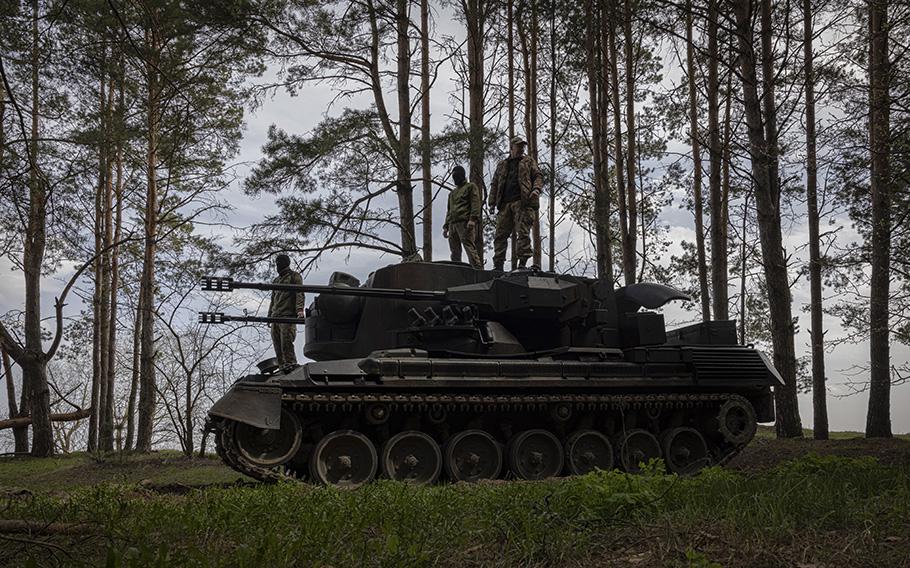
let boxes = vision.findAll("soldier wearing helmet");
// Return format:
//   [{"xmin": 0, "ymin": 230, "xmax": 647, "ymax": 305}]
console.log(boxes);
[{"xmin": 488, "ymin": 135, "xmax": 543, "ymax": 271}]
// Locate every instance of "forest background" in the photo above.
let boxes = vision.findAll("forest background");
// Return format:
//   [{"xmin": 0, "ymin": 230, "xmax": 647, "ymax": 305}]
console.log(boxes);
[{"xmin": 0, "ymin": 0, "xmax": 908, "ymax": 456}]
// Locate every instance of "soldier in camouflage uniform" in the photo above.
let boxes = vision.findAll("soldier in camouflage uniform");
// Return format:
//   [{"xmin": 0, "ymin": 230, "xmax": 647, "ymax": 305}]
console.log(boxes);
[
  {"xmin": 488, "ymin": 135, "xmax": 543, "ymax": 271},
  {"xmin": 268, "ymin": 254, "xmax": 305, "ymax": 372},
  {"xmin": 443, "ymin": 165, "xmax": 483, "ymax": 269}
]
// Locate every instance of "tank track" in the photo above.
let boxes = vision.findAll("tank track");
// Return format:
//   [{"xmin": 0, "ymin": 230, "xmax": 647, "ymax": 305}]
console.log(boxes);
[{"xmin": 212, "ymin": 391, "xmax": 752, "ymax": 483}]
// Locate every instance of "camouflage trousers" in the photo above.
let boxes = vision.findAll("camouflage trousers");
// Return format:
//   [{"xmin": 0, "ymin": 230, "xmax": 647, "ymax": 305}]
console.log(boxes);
[
  {"xmin": 493, "ymin": 200, "xmax": 532, "ymax": 267},
  {"xmin": 448, "ymin": 221, "xmax": 482, "ymax": 269},
  {"xmin": 271, "ymin": 323, "xmax": 298, "ymax": 369}
]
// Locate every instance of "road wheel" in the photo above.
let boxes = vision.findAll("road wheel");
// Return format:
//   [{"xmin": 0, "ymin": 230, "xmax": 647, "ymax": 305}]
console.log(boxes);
[
  {"xmin": 444, "ymin": 430, "xmax": 502, "ymax": 482},
  {"xmin": 310, "ymin": 430, "xmax": 377, "ymax": 488},
  {"xmin": 617, "ymin": 429, "xmax": 661, "ymax": 473},
  {"xmin": 717, "ymin": 397, "xmax": 758, "ymax": 445},
  {"xmin": 661, "ymin": 427, "xmax": 711, "ymax": 475},
  {"xmin": 381, "ymin": 431, "xmax": 442, "ymax": 484},
  {"xmin": 233, "ymin": 408, "xmax": 302, "ymax": 467},
  {"xmin": 565, "ymin": 430, "xmax": 614, "ymax": 475},
  {"xmin": 508, "ymin": 429, "xmax": 564, "ymax": 480}
]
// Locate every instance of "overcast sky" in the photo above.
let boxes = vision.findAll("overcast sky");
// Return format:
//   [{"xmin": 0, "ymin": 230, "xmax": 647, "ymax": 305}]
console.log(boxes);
[{"xmin": 1, "ymin": 5, "xmax": 908, "ymax": 441}]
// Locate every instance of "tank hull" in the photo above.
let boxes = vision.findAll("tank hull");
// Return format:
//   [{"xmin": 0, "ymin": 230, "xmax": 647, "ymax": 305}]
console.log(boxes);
[{"xmin": 209, "ymin": 345, "xmax": 779, "ymax": 483}]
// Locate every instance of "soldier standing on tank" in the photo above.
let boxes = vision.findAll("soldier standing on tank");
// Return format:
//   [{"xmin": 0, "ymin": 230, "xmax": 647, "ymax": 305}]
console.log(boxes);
[
  {"xmin": 488, "ymin": 135, "xmax": 543, "ymax": 271},
  {"xmin": 268, "ymin": 254, "xmax": 305, "ymax": 372},
  {"xmin": 443, "ymin": 165, "xmax": 483, "ymax": 269}
]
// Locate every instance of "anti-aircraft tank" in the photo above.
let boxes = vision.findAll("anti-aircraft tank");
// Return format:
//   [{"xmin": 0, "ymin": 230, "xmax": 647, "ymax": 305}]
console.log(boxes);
[{"xmin": 200, "ymin": 261, "xmax": 781, "ymax": 487}]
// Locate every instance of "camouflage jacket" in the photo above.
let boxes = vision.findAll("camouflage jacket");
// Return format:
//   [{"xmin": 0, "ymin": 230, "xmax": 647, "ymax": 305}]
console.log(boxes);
[
  {"xmin": 444, "ymin": 182, "xmax": 482, "ymax": 227},
  {"xmin": 489, "ymin": 154, "xmax": 543, "ymax": 210},
  {"xmin": 268, "ymin": 269, "xmax": 305, "ymax": 317}
]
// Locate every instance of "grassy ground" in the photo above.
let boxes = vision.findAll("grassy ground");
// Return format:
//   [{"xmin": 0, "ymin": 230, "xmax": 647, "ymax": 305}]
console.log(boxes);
[
  {"xmin": 0, "ymin": 451, "xmax": 244, "ymax": 493},
  {"xmin": 1, "ymin": 440, "xmax": 909, "ymax": 567}
]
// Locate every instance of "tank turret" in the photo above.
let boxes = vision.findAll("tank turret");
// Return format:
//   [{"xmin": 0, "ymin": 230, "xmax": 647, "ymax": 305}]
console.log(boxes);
[{"xmin": 201, "ymin": 262, "xmax": 693, "ymax": 359}]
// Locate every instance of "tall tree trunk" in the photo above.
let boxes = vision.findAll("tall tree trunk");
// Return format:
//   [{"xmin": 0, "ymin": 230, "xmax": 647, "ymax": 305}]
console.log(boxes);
[
  {"xmin": 686, "ymin": 0, "xmax": 711, "ymax": 322},
  {"xmin": 708, "ymin": 0, "xmax": 728, "ymax": 320},
  {"xmin": 2, "ymin": 347, "xmax": 28, "ymax": 452},
  {"xmin": 420, "ymin": 0, "xmax": 432, "ymax": 262},
  {"xmin": 25, "ymin": 0, "xmax": 53, "ymax": 457},
  {"xmin": 105, "ymin": 68, "xmax": 125, "ymax": 451},
  {"xmin": 518, "ymin": 0, "xmax": 541, "ymax": 267},
  {"xmin": 608, "ymin": 21, "xmax": 628, "ymax": 279},
  {"xmin": 866, "ymin": 0, "xmax": 892, "ymax": 438},
  {"xmin": 722, "ymin": 60, "xmax": 733, "ymax": 298},
  {"xmin": 395, "ymin": 0, "xmax": 416, "ymax": 258},
  {"xmin": 734, "ymin": 0, "xmax": 803, "ymax": 438},
  {"xmin": 547, "ymin": 1, "xmax": 557, "ymax": 272},
  {"xmin": 465, "ymin": 0, "xmax": 486, "ymax": 263},
  {"xmin": 739, "ymin": 195, "xmax": 749, "ymax": 346},
  {"xmin": 803, "ymin": 0, "xmax": 827, "ymax": 440},
  {"xmin": 598, "ymin": 0, "xmax": 614, "ymax": 287},
  {"xmin": 89, "ymin": 47, "xmax": 106, "ymax": 453},
  {"xmin": 136, "ymin": 21, "xmax": 161, "ymax": 452},
  {"xmin": 507, "ymin": 0, "xmax": 515, "ymax": 140},
  {"xmin": 637, "ymin": 130, "xmax": 647, "ymax": 280},
  {"xmin": 622, "ymin": 0, "xmax": 638, "ymax": 285},
  {"xmin": 184, "ymin": 371, "xmax": 193, "ymax": 457},
  {"xmin": 587, "ymin": 0, "xmax": 609, "ymax": 280},
  {"xmin": 125, "ymin": 301, "xmax": 141, "ymax": 451},
  {"xmin": 99, "ymin": 71, "xmax": 116, "ymax": 452},
  {"xmin": 530, "ymin": 0, "xmax": 541, "ymax": 267}
]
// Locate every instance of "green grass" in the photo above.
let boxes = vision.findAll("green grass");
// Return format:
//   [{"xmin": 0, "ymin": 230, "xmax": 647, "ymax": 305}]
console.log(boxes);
[
  {"xmin": 1, "ymin": 455, "xmax": 908, "ymax": 567},
  {"xmin": 0, "ymin": 451, "xmax": 244, "ymax": 492}
]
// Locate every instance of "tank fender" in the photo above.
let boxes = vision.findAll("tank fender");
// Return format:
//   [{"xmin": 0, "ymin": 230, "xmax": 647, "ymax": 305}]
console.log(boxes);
[
  {"xmin": 209, "ymin": 384, "xmax": 282, "ymax": 430},
  {"xmin": 757, "ymin": 351, "xmax": 785, "ymax": 386}
]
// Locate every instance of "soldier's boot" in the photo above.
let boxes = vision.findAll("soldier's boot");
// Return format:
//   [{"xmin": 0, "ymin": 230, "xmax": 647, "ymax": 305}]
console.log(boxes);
[{"xmin": 516, "ymin": 257, "xmax": 528, "ymax": 268}]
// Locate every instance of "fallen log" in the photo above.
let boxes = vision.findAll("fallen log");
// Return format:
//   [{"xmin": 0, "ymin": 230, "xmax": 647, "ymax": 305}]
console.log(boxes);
[{"xmin": 0, "ymin": 408, "xmax": 91, "ymax": 431}]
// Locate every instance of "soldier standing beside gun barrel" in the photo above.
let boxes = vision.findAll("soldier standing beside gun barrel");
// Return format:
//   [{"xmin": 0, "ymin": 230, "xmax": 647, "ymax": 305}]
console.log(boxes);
[
  {"xmin": 489, "ymin": 135, "xmax": 543, "ymax": 271},
  {"xmin": 443, "ymin": 165, "xmax": 483, "ymax": 269},
  {"xmin": 268, "ymin": 254, "xmax": 305, "ymax": 372}
]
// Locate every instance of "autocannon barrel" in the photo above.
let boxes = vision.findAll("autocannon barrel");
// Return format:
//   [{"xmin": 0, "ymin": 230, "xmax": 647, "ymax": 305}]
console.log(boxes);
[
  {"xmin": 200, "ymin": 276, "xmax": 448, "ymax": 301},
  {"xmin": 198, "ymin": 312, "xmax": 305, "ymax": 325}
]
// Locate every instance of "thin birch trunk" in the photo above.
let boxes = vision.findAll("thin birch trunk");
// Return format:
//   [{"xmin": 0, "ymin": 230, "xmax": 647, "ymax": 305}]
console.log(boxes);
[
  {"xmin": 105, "ymin": 66, "xmax": 125, "ymax": 451},
  {"xmin": 136, "ymin": 21, "xmax": 161, "ymax": 452}
]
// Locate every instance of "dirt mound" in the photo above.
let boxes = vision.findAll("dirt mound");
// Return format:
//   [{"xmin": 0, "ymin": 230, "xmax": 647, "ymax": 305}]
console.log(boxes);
[{"xmin": 730, "ymin": 436, "xmax": 910, "ymax": 471}]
